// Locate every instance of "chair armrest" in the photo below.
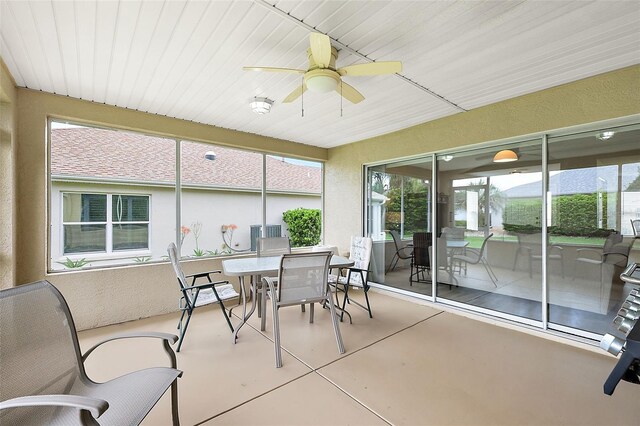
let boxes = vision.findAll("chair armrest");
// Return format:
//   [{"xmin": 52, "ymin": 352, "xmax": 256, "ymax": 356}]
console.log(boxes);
[
  {"xmin": 262, "ymin": 276, "xmax": 277, "ymax": 300},
  {"xmin": 0, "ymin": 394, "xmax": 108, "ymax": 420},
  {"xmin": 82, "ymin": 332, "xmax": 180, "ymax": 369},
  {"xmin": 186, "ymin": 270, "xmax": 222, "ymax": 279},
  {"xmin": 576, "ymin": 248, "xmax": 604, "ymax": 261},
  {"xmin": 346, "ymin": 267, "xmax": 368, "ymax": 273},
  {"xmin": 548, "ymin": 245, "xmax": 564, "ymax": 254},
  {"xmin": 182, "ymin": 281, "xmax": 230, "ymax": 291}
]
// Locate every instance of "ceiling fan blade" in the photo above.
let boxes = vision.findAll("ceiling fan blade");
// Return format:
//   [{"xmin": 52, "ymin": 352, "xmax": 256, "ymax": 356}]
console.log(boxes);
[
  {"xmin": 309, "ymin": 33, "xmax": 332, "ymax": 68},
  {"xmin": 337, "ymin": 61, "xmax": 402, "ymax": 76},
  {"xmin": 283, "ymin": 84, "xmax": 307, "ymax": 103},
  {"xmin": 336, "ymin": 81, "xmax": 364, "ymax": 104},
  {"xmin": 243, "ymin": 66, "xmax": 305, "ymax": 74}
]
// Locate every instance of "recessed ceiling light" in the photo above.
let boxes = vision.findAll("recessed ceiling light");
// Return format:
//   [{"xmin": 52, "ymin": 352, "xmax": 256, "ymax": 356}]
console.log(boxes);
[{"xmin": 596, "ymin": 131, "xmax": 615, "ymax": 141}]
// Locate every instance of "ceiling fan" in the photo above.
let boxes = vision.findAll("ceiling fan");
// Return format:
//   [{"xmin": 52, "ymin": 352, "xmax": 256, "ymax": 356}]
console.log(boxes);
[{"xmin": 244, "ymin": 33, "xmax": 402, "ymax": 104}]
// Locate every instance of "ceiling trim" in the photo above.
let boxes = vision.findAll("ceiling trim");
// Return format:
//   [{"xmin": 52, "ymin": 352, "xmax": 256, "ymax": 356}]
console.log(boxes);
[{"xmin": 253, "ymin": 0, "xmax": 467, "ymax": 113}]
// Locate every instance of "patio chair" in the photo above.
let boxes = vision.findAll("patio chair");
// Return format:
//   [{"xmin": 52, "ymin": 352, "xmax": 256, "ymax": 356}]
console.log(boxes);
[
  {"xmin": 428, "ymin": 237, "xmax": 459, "ymax": 289},
  {"xmin": 386, "ymin": 230, "xmax": 413, "ymax": 272},
  {"xmin": 631, "ymin": 219, "xmax": 640, "ymax": 237},
  {"xmin": 329, "ymin": 236, "xmax": 374, "ymax": 319},
  {"xmin": 575, "ymin": 233, "xmax": 634, "ymax": 281},
  {"xmin": 451, "ymin": 233, "xmax": 498, "ymax": 286},
  {"xmin": 410, "ymin": 232, "xmax": 432, "ymax": 285},
  {"xmin": 263, "ymin": 251, "xmax": 345, "ymax": 367},
  {"xmin": 0, "ymin": 280, "xmax": 182, "ymax": 425},
  {"xmin": 256, "ymin": 236, "xmax": 294, "ymax": 331},
  {"xmin": 512, "ymin": 233, "xmax": 565, "ymax": 278},
  {"xmin": 168, "ymin": 243, "xmax": 236, "ymax": 352}
]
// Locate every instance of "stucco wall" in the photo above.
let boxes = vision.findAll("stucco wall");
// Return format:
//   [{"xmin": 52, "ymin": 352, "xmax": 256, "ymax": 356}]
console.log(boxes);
[
  {"xmin": 13, "ymin": 88, "xmax": 326, "ymax": 330},
  {"xmin": 0, "ymin": 60, "xmax": 17, "ymax": 290},
  {"xmin": 325, "ymin": 65, "xmax": 640, "ymax": 254}
]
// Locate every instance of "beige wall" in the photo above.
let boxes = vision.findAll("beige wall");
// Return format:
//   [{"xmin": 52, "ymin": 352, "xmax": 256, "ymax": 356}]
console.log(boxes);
[
  {"xmin": 13, "ymin": 88, "xmax": 326, "ymax": 329},
  {"xmin": 0, "ymin": 60, "xmax": 18, "ymax": 290},
  {"xmin": 325, "ymin": 65, "xmax": 640, "ymax": 254}
]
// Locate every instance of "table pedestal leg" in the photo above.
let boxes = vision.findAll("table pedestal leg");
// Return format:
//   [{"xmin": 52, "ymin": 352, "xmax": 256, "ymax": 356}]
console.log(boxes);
[{"xmin": 232, "ymin": 275, "xmax": 258, "ymax": 343}]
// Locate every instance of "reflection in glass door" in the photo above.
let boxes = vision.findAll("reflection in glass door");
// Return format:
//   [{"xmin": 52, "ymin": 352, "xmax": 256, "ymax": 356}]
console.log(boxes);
[
  {"xmin": 435, "ymin": 142, "xmax": 544, "ymax": 322},
  {"xmin": 366, "ymin": 158, "xmax": 433, "ymax": 295}
]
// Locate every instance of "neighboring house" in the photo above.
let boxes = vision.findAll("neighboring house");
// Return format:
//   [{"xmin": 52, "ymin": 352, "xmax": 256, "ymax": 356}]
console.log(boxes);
[
  {"xmin": 50, "ymin": 126, "xmax": 322, "ymax": 269},
  {"xmin": 502, "ymin": 166, "xmax": 640, "ymax": 235}
]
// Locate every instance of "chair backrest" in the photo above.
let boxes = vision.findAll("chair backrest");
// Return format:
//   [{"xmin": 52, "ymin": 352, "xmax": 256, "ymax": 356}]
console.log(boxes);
[
  {"xmin": 412, "ymin": 232, "xmax": 432, "ymax": 268},
  {"xmin": 603, "ymin": 232, "xmax": 623, "ymax": 253},
  {"xmin": 603, "ymin": 234, "xmax": 634, "ymax": 267},
  {"xmin": 389, "ymin": 230, "xmax": 404, "ymax": 249},
  {"xmin": 348, "ymin": 236, "xmax": 373, "ymax": 284},
  {"xmin": 630, "ymin": 219, "xmax": 640, "ymax": 237},
  {"xmin": 0, "ymin": 281, "xmax": 85, "ymax": 423},
  {"xmin": 442, "ymin": 227, "xmax": 464, "ymax": 241},
  {"xmin": 277, "ymin": 252, "xmax": 332, "ymax": 306},
  {"xmin": 257, "ymin": 237, "xmax": 291, "ymax": 257},
  {"xmin": 168, "ymin": 243, "xmax": 198, "ymax": 307},
  {"xmin": 472, "ymin": 233, "xmax": 494, "ymax": 261}
]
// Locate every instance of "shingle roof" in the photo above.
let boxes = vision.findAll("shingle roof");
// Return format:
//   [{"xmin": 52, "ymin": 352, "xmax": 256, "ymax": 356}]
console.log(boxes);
[{"xmin": 51, "ymin": 128, "xmax": 321, "ymax": 193}]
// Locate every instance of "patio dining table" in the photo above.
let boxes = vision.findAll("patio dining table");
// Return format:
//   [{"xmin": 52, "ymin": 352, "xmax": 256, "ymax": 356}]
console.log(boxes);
[{"xmin": 222, "ymin": 254, "xmax": 354, "ymax": 343}]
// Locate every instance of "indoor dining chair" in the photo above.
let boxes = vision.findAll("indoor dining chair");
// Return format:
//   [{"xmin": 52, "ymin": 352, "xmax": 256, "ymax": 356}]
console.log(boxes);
[{"xmin": 263, "ymin": 251, "xmax": 345, "ymax": 368}]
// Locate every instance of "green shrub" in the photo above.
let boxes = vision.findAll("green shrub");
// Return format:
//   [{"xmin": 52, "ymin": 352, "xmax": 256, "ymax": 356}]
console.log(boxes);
[{"xmin": 282, "ymin": 208, "xmax": 321, "ymax": 247}]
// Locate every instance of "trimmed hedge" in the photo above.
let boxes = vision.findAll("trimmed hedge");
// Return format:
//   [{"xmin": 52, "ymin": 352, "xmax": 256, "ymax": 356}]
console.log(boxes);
[{"xmin": 282, "ymin": 208, "xmax": 321, "ymax": 247}]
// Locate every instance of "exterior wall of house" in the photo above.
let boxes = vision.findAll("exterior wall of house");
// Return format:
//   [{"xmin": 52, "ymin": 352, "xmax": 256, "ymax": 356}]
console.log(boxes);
[
  {"xmin": 13, "ymin": 88, "xmax": 326, "ymax": 329},
  {"xmin": 50, "ymin": 181, "xmax": 321, "ymax": 270},
  {"xmin": 325, "ymin": 65, "xmax": 640, "ymax": 255},
  {"xmin": 0, "ymin": 60, "xmax": 18, "ymax": 290}
]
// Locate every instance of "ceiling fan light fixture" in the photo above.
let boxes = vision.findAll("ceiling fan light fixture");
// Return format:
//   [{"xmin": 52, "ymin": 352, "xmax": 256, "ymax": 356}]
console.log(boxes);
[
  {"xmin": 493, "ymin": 149, "xmax": 518, "ymax": 163},
  {"xmin": 304, "ymin": 70, "xmax": 339, "ymax": 93},
  {"xmin": 250, "ymin": 97, "xmax": 274, "ymax": 114},
  {"xmin": 596, "ymin": 130, "xmax": 615, "ymax": 141},
  {"xmin": 441, "ymin": 155, "xmax": 453, "ymax": 162}
]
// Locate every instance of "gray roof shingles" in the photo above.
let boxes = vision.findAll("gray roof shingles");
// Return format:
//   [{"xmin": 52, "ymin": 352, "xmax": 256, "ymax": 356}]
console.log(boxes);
[{"xmin": 51, "ymin": 128, "xmax": 321, "ymax": 193}]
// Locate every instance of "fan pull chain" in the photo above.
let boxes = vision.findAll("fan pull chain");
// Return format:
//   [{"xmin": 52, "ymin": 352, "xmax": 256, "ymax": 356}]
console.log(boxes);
[
  {"xmin": 340, "ymin": 81, "xmax": 343, "ymax": 117},
  {"xmin": 301, "ymin": 77, "xmax": 304, "ymax": 118}
]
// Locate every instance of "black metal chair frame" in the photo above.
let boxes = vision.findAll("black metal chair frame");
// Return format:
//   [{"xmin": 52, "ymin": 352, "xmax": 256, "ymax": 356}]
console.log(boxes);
[
  {"xmin": 410, "ymin": 232, "xmax": 432, "ymax": 285},
  {"xmin": 387, "ymin": 230, "xmax": 413, "ymax": 273}
]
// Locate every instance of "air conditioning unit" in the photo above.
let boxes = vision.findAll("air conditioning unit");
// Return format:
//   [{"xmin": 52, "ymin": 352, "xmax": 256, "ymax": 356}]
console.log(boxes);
[{"xmin": 250, "ymin": 225, "xmax": 282, "ymax": 252}]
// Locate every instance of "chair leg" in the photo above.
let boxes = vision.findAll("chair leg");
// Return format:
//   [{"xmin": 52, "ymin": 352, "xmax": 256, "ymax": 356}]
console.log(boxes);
[
  {"xmin": 340, "ymin": 284, "xmax": 349, "ymax": 322},
  {"xmin": 171, "ymin": 378, "xmax": 180, "ymax": 426},
  {"xmin": 176, "ymin": 309, "xmax": 193, "ymax": 352},
  {"xmin": 327, "ymin": 293, "xmax": 345, "ymax": 355},
  {"xmin": 363, "ymin": 283, "xmax": 373, "ymax": 318},
  {"xmin": 272, "ymin": 303, "xmax": 282, "ymax": 368},
  {"xmin": 261, "ymin": 283, "xmax": 268, "ymax": 332},
  {"xmin": 386, "ymin": 253, "xmax": 399, "ymax": 273},
  {"xmin": 309, "ymin": 303, "xmax": 314, "ymax": 323},
  {"xmin": 211, "ymin": 287, "xmax": 234, "ymax": 332},
  {"xmin": 301, "ymin": 304, "xmax": 306, "ymax": 312}
]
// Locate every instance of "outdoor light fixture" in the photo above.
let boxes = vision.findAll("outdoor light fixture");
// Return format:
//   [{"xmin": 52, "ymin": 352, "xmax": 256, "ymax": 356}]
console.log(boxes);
[
  {"xmin": 596, "ymin": 130, "xmax": 615, "ymax": 141},
  {"xmin": 204, "ymin": 151, "xmax": 216, "ymax": 161},
  {"xmin": 250, "ymin": 97, "xmax": 274, "ymax": 114},
  {"xmin": 493, "ymin": 149, "xmax": 518, "ymax": 163},
  {"xmin": 441, "ymin": 155, "xmax": 453, "ymax": 162}
]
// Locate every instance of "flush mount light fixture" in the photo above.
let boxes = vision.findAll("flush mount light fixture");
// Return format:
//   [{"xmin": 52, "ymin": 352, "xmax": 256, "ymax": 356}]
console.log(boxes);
[
  {"xmin": 441, "ymin": 155, "xmax": 454, "ymax": 162},
  {"xmin": 204, "ymin": 151, "xmax": 217, "ymax": 161},
  {"xmin": 596, "ymin": 131, "xmax": 615, "ymax": 141},
  {"xmin": 493, "ymin": 149, "xmax": 518, "ymax": 163},
  {"xmin": 250, "ymin": 97, "xmax": 274, "ymax": 114}
]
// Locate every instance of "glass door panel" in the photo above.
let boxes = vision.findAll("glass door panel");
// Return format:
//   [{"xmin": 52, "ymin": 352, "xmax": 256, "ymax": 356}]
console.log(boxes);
[
  {"xmin": 366, "ymin": 157, "xmax": 433, "ymax": 295},
  {"xmin": 547, "ymin": 124, "xmax": 640, "ymax": 335},
  {"xmin": 436, "ymin": 141, "xmax": 543, "ymax": 321}
]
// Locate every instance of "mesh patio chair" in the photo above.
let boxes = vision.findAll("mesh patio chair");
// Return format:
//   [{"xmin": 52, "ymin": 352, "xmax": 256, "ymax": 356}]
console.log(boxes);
[
  {"xmin": 168, "ymin": 243, "xmax": 237, "ymax": 352},
  {"xmin": 255, "ymin": 236, "xmax": 294, "ymax": 331},
  {"xmin": 575, "ymin": 233, "xmax": 635, "ymax": 281},
  {"xmin": 263, "ymin": 251, "xmax": 345, "ymax": 368},
  {"xmin": 410, "ymin": 232, "xmax": 432, "ymax": 285},
  {"xmin": 512, "ymin": 233, "xmax": 565, "ymax": 278},
  {"xmin": 428, "ymin": 237, "xmax": 459, "ymax": 289},
  {"xmin": 451, "ymin": 233, "xmax": 498, "ymax": 286},
  {"xmin": 631, "ymin": 219, "xmax": 640, "ymax": 237},
  {"xmin": 0, "ymin": 280, "xmax": 182, "ymax": 425},
  {"xmin": 386, "ymin": 230, "xmax": 413, "ymax": 272},
  {"xmin": 328, "ymin": 236, "xmax": 374, "ymax": 320}
]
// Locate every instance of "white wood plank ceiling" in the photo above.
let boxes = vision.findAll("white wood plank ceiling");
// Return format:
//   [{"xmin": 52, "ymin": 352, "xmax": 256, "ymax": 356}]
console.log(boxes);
[{"xmin": 1, "ymin": 1, "xmax": 639, "ymax": 149}]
